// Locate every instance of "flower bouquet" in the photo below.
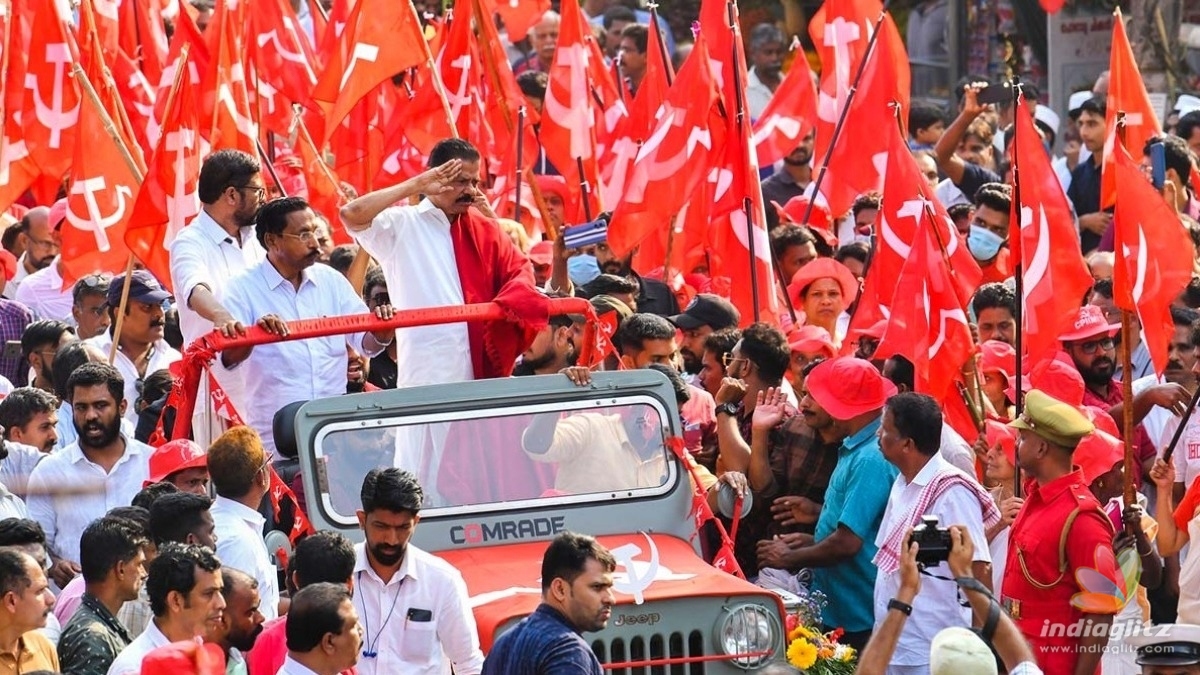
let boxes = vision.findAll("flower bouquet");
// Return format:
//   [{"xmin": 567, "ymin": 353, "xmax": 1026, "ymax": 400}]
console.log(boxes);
[{"xmin": 783, "ymin": 590, "xmax": 856, "ymax": 674}]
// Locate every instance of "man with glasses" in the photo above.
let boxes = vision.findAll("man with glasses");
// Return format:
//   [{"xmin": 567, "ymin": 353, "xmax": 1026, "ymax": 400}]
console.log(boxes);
[
  {"xmin": 169, "ymin": 150, "xmax": 267, "ymax": 446},
  {"xmin": 15, "ymin": 200, "xmax": 72, "ymax": 322},
  {"xmin": 220, "ymin": 197, "xmax": 394, "ymax": 455},
  {"xmin": 70, "ymin": 275, "xmax": 111, "ymax": 340},
  {"xmin": 206, "ymin": 426, "xmax": 282, "ymax": 621},
  {"xmin": 19, "ymin": 320, "xmax": 75, "ymax": 393},
  {"xmin": 3, "ymin": 206, "xmax": 57, "ymax": 300},
  {"xmin": 1089, "ymin": 279, "xmax": 1152, "ymax": 382}
]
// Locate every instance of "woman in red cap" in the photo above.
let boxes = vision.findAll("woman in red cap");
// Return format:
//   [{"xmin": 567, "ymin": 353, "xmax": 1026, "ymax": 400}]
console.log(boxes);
[
  {"xmin": 983, "ymin": 420, "xmax": 1021, "ymax": 588},
  {"xmin": 786, "ymin": 258, "xmax": 858, "ymax": 346},
  {"xmin": 979, "ymin": 340, "xmax": 1017, "ymax": 420}
]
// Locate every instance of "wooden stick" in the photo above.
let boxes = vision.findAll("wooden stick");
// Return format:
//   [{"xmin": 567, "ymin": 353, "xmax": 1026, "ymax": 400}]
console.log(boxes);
[
  {"xmin": 296, "ymin": 114, "xmax": 351, "ymax": 205},
  {"xmin": 409, "ymin": 2, "xmax": 457, "ymax": 139},
  {"xmin": 106, "ymin": 256, "xmax": 137, "ymax": 364},
  {"xmin": 1120, "ymin": 309, "xmax": 1137, "ymax": 508}
]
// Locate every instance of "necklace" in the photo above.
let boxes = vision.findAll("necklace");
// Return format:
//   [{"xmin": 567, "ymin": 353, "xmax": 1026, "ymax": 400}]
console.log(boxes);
[{"xmin": 358, "ymin": 571, "xmax": 404, "ymax": 659}]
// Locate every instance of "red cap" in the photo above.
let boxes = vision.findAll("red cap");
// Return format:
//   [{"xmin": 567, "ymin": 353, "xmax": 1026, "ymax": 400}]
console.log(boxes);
[
  {"xmin": 979, "ymin": 340, "xmax": 1016, "ymax": 383},
  {"xmin": 806, "ymin": 357, "xmax": 898, "ymax": 420},
  {"xmin": 774, "ymin": 196, "xmax": 839, "ymax": 248},
  {"xmin": 534, "ymin": 174, "xmax": 578, "ymax": 222},
  {"xmin": 1081, "ymin": 405, "xmax": 1120, "ymax": 437},
  {"xmin": 1075, "ymin": 428, "xmax": 1123, "ymax": 485},
  {"xmin": 47, "ymin": 198, "xmax": 68, "ymax": 230},
  {"xmin": 851, "ymin": 319, "xmax": 889, "ymax": 340},
  {"xmin": 1060, "ymin": 305, "xmax": 1121, "ymax": 342},
  {"xmin": 528, "ymin": 240, "xmax": 553, "ymax": 266},
  {"xmin": 145, "ymin": 439, "xmax": 208, "ymax": 486},
  {"xmin": 0, "ymin": 251, "xmax": 17, "ymax": 282},
  {"xmin": 984, "ymin": 418, "xmax": 1018, "ymax": 465},
  {"xmin": 1005, "ymin": 357, "xmax": 1086, "ymax": 406},
  {"xmin": 788, "ymin": 258, "xmax": 859, "ymax": 308},
  {"xmin": 788, "ymin": 325, "xmax": 836, "ymax": 358}
]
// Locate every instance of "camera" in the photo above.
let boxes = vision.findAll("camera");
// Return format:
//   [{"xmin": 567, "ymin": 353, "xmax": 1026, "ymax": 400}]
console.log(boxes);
[{"xmin": 911, "ymin": 515, "xmax": 953, "ymax": 565}]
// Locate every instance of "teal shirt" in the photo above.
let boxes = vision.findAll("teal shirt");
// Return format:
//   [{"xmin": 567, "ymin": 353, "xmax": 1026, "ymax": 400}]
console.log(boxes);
[{"xmin": 809, "ymin": 416, "xmax": 899, "ymax": 633}]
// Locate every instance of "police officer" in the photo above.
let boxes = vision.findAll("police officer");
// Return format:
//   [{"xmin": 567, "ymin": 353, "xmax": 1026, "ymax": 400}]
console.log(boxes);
[
  {"xmin": 1002, "ymin": 389, "xmax": 1116, "ymax": 674},
  {"xmin": 1126, "ymin": 623, "xmax": 1200, "ymax": 674}
]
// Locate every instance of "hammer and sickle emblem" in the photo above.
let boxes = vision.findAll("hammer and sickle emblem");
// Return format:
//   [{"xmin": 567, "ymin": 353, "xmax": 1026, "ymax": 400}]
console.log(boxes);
[{"xmin": 610, "ymin": 532, "xmax": 660, "ymax": 605}]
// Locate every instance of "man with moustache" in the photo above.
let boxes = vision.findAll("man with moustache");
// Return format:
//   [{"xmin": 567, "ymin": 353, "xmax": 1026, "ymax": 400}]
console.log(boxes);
[
  {"xmin": 698, "ymin": 328, "xmax": 741, "ymax": 399},
  {"xmin": 482, "ymin": 532, "xmax": 615, "ymax": 675},
  {"xmin": 26, "ymin": 363, "xmax": 152, "ymax": 588},
  {"xmin": 352, "ymin": 469, "xmax": 483, "ymax": 675},
  {"xmin": 221, "ymin": 197, "xmax": 393, "ymax": 454},
  {"xmin": 83, "ymin": 271, "xmax": 181, "ymax": 426},
  {"xmin": 278, "ymin": 584, "xmax": 363, "ymax": 675},
  {"xmin": 4, "ymin": 206, "xmax": 57, "ymax": 299},
  {"xmin": 106, "ymin": 543, "xmax": 226, "ymax": 675},
  {"xmin": 745, "ymin": 23, "xmax": 786, "ymax": 118},
  {"xmin": 761, "ymin": 132, "xmax": 815, "ymax": 208},
  {"xmin": 341, "ymin": 138, "xmax": 547, "ymax": 388},
  {"xmin": 0, "ymin": 549, "xmax": 58, "ymax": 672},
  {"xmin": 209, "ymin": 568, "xmax": 264, "ymax": 675},
  {"xmin": 669, "ymin": 294, "xmax": 740, "ymax": 376},
  {"xmin": 0, "ymin": 387, "xmax": 59, "ymax": 454},
  {"xmin": 582, "ymin": 226, "xmax": 678, "ymax": 317},
  {"xmin": 21, "ymin": 319, "xmax": 75, "ymax": 393},
  {"xmin": 16, "ymin": 200, "xmax": 77, "ymax": 323}
]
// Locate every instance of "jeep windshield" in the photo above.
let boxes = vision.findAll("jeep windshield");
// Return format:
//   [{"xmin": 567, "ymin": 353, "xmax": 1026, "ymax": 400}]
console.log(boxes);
[{"xmin": 308, "ymin": 395, "xmax": 680, "ymax": 523}]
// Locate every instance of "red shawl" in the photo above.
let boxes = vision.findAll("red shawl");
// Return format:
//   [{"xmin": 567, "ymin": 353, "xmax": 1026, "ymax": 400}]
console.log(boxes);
[{"xmin": 450, "ymin": 210, "xmax": 549, "ymax": 378}]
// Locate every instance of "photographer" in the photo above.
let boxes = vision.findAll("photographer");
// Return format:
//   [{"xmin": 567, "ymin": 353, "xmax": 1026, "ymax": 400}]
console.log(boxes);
[
  {"xmin": 859, "ymin": 527, "xmax": 1042, "ymax": 675},
  {"xmin": 872, "ymin": 393, "xmax": 1000, "ymax": 672}
]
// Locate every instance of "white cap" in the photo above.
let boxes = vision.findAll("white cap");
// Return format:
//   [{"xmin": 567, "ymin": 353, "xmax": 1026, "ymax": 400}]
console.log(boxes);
[
  {"xmin": 1125, "ymin": 623, "xmax": 1200, "ymax": 666},
  {"xmin": 1035, "ymin": 106, "xmax": 1061, "ymax": 135},
  {"xmin": 1175, "ymin": 94, "xmax": 1200, "ymax": 117},
  {"xmin": 930, "ymin": 627, "xmax": 998, "ymax": 675},
  {"xmin": 1068, "ymin": 90, "xmax": 1093, "ymax": 114}
]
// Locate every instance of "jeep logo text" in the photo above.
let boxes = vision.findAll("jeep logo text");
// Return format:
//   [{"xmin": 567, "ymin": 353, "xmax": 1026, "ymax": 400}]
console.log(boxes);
[{"xmin": 450, "ymin": 516, "xmax": 566, "ymax": 544}]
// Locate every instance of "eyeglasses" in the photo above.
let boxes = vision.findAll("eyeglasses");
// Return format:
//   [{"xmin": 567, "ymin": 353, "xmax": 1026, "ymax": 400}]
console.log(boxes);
[
  {"xmin": 79, "ymin": 274, "xmax": 110, "ymax": 288},
  {"xmin": 281, "ymin": 230, "xmax": 319, "ymax": 244},
  {"xmin": 233, "ymin": 185, "xmax": 267, "ymax": 199},
  {"xmin": 1075, "ymin": 337, "xmax": 1115, "ymax": 355},
  {"xmin": 721, "ymin": 353, "xmax": 746, "ymax": 368}
]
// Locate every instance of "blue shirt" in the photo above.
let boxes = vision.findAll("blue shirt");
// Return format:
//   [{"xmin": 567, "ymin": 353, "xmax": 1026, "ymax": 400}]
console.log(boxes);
[
  {"xmin": 809, "ymin": 416, "xmax": 898, "ymax": 633},
  {"xmin": 482, "ymin": 604, "xmax": 602, "ymax": 675}
]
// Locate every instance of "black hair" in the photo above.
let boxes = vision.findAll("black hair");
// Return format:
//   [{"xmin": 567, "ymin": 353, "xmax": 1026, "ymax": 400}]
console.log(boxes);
[
  {"xmin": 834, "ymin": 242, "xmax": 869, "ymax": 268},
  {"xmin": 132, "ymin": 481, "xmax": 179, "ymax": 511},
  {"xmin": 738, "ymin": 322, "xmax": 790, "ymax": 385},
  {"xmin": 584, "ymin": 274, "xmax": 638, "ymax": 298},
  {"xmin": 852, "ymin": 192, "xmax": 881, "ymax": 218},
  {"xmin": 79, "ymin": 516, "xmax": 149, "ymax": 583},
  {"xmin": 293, "ymin": 530, "xmax": 356, "ymax": 588},
  {"xmin": 255, "ymin": 196, "xmax": 312, "ymax": 250},
  {"xmin": 146, "ymin": 542, "xmax": 221, "ymax": 617},
  {"xmin": 363, "ymin": 267, "xmax": 388, "ymax": 301},
  {"xmin": 149, "ymin": 492, "xmax": 213, "ymax": 546},
  {"xmin": 1178, "ymin": 111, "xmax": 1200, "ymax": 145},
  {"xmin": 971, "ymin": 282, "xmax": 1016, "ymax": 319},
  {"xmin": 947, "ymin": 203, "xmax": 974, "ymax": 222},
  {"xmin": 1144, "ymin": 135, "xmax": 1195, "ymax": 193},
  {"xmin": 52, "ymin": 341, "xmax": 92, "ymax": 402},
  {"xmin": 164, "ymin": 308, "xmax": 183, "ymax": 351},
  {"xmin": 884, "ymin": 354, "xmax": 916, "ymax": 391},
  {"xmin": 197, "ymin": 150, "xmax": 261, "ymax": 205},
  {"xmin": 770, "ymin": 225, "xmax": 816, "ymax": 259},
  {"xmin": 106, "ymin": 505, "xmax": 150, "ymax": 535},
  {"xmin": 646, "ymin": 363, "xmax": 690, "ymax": 406},
  {"xmin": 21, "ymin": 320, "xmax": 73, "ymax": 364},
  {"xmin": 428, "ymin": 138, "xmax": 480, "ymax": 169},
  {"xmin": 703, "ymin": 327, "xmax": 742, "ymax": 359},
  {"xmin": 1091, "ymin": 278, "xmax": 1113, "ymax": 300},
  {"xmin": 1078, "ymin": 95, "xmax": 1106, "ymax": 118},
  {"xmin": 66, "ymin": 362, "xmax": 124, "ymax": 407},
  {"xmin": 540, "ymin": 531, "xmax": 615, "ymax": 592},
  {"xmin": 1173, "ymin": 306, "xmax": 1199, "ymax": 328},
  {"xmin": 1183, "ymin": 277, "xmax": 1200, "ymax": 310},
  {"xmin": 72, "ymin": 274, "xmax": 111, "ymax": 306},
  {"xmin": 136, "ymin": 368, "xmax": 175, "ymax": 411},
  {"xmin": 360, "ymin": 468, "xmax": 424, "ymax": 515},
  {"xmin": 327, "ymin": 244, "xmax": 358, "ymax": 276},
  {"xmin": 620, "ymin": 23, "xmax": 648, "ymax": 53},
  {"xmin": 973, "ymin": 182, "xmax": 1012, "ymax": 213},
  {"xmin": 0, "ymin": 518, "xmax": 45, "ymax": 548},
  {"xmin": 908, "ymin": 103, "xmax": 945, "ymax": 135},
  {"xmin": 601, "ymin": 4, "xmax": 635, "ymax": 30},
  {"xmin": 286, "ymin": 583, "xmax": 352, "ymax": 652},
  {"xmin": 886, "ymin": 392, "xmax": 942, "ymax": 456},
  {"xmin": 613, "ymin": 313, "xmax": 675, "ymax": 356},
  {"xmin": 747, "ymin": 22, "xmax": 784, "ymax": 52},
  {"xmin": 516, "ymin": 71, "xmax": 548, "ymax": 100},
  {"xmin": 0, "ymin": 549, "xmax": 31, "ymax": 596},
  {"xmin": 0, "ymin": 388, "xmax": 58, "ymax": 437}
]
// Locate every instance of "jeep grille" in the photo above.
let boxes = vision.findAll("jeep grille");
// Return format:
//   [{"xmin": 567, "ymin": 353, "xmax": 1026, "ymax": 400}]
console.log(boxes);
[{"xmin": 591, "ymin": 629, "xmax": 705, "ymax": 674}]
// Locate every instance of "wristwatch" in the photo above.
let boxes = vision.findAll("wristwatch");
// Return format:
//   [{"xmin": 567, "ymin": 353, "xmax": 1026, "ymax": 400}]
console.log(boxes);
[
  {"xmin": 715, "ymin": 402, "xmax": 739, "ymax": 417},
  {"xmin": 887, "ymin": 598, "xmax": 913, "ymax": 616}
]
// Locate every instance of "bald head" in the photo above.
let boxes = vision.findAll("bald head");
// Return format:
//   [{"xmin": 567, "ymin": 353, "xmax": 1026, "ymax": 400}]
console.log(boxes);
[
  {"xmin": 532, "ymin": 11, "xmax": 561, "ymax": 65},
  {"xmin": 20, "ymin": 206, "xmax": 57, "ymax": 270}
]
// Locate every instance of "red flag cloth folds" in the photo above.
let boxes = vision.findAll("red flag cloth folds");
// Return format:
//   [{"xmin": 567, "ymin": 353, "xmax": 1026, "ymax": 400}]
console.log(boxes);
[
  {"xmin": 1010, "ymin": 97, "xmax": 1094, "ymax": 366},
  {"xmin": 752, "ymin": 49, "xmax": 818, "ymax": 168},
  {"xmin": 22, "ymin": 0, "xmax": 80, "ymax": 181},
  {"xmin": 488, "ymin": 0, "xmax": 550, "ymax": 42},
  {"xmin": 1111, "ymin": 136, "xmax": 1195, "ymax": 376},
  {"xmin": 0, "ymin": 0, "xmax": 40, "ymax": 213},
  {"xmin": 1102, "ymin": 8, "xmax": 1161, "ymax": 209}
]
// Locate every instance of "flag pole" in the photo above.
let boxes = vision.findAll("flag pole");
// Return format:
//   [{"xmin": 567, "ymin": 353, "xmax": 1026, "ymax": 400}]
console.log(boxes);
[
  {"xmin": 1113, "ymin": 112, "xmax": 1138, "ymax": 509},
  {"xmin": 1009, "ymin": 78, "xmax": 1026, "ymax": 498},
  {"xmin": 726, "ymin": 0, "xmax": 760, "ymax": 321},
  {"xmin": 575, "ymin": 157, "xmax": 594, "ymax": 221},
  {"xmin": 410, "ymin": 1, "xmax": 457, "ymax": 139},
  {"xmin": 799, "ymin": 10, "xmax": 888, "ymax": 228},
  {"xmin": 513, "ymin": 106, "xmax": 525, "ymax": 227}
]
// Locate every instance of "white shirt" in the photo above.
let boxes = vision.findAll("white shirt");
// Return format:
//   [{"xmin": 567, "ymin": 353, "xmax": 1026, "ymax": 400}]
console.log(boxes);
[
  {"xmin": 83, "ymin": 331, "xmax": 181, "ymax": 425},
  {"xmin": 4, "ymin": 253, "xmax": 31, "ymax": 299},
  {"xmin": 872, "ymin": 453, "xmax": 992, "ymax": 666},
  {"xmin": 939, "ymin": 423, "xmax": 978, "ymax": 476},
  {"xmin": 745, "ymin": 67, "xmax": 774, "ymax": 119},
  {"xmin": 15, "ymin": 261, "xmax": 72, "ymax": 322},
  {"xmin": 0, "ymin": 479, "xmax": 27, "ymax": 521},
  {"xmin": 0, "ymin": 440, "xmax": 45, "ymax": 500},
  {"xmin": 351, "ymin": 542, "xmax": 483, "ymax": 675},
  {"xmin": 107, "ymin": 619, "xmax": 173, "ymax": 675},
  {"xmin": 211, "ymin": 495, "xmax": 280, "ymax": 621},
  {"xmin": 222, "ymin": 259, "xmax": 374, "ymax": 453},
  {"xmin": 26, "ymin": 434, "xmax": 152, "ymax": 564},
  {"xmin": 350, "ymin": 200, "xmax": 474, "ymax": 388},
  {"xmin": 277, "ymin": 656, "xmax": 321, "ymax": 675}
]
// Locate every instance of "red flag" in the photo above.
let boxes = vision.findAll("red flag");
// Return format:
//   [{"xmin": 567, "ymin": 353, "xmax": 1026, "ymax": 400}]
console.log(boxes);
[
  {"xmin": 1111, "ymin": 134, "xmax": 1195, "ymax": 375},
  {"xmin": 403, "ymin": 0, "xmax": 485, "ymax": 151},
  {"xmin": 487, "ymin": 0, "xmax": 550, "ymax": 42},
  {"xmin": 62, "ymin": 72, "xmax": 140, "ymax": 284},
  {"xmin": 607, "ymin": 35, "xmax": 722, "ymax": 257},
  {"xmin": 311, "ymin": 0, "xmax": 427, "ymax": 146},
  {"xmin": 0, "ymin": 0, "xmax": 39, "ymax": 213},
  {"xmin": 752, "ymin": 47, "xmax": 818, "ymax": 168},
  {"xmin": 472, "ymin": 0, "xmax": 538, "ymax": 191},
  {"xmin": 1011, "ymin": 97, "xmax": 1093, "ymax": 366},
  {"xmin": 117, "ymin": 0, "xmax": 168, "ymax": 86},
  {"xmin": 21, "ymin": 0, "xmax": 80, "ymax": 180},
  {"xmin": 295, "ymin": 121, "xmax": 351, "ymax": 245},
  {"xmin": 249, "ymin": 0, "xmax": 318, "ymax": 125},
  {"xmin": 200, "ymin": 0, "xmax": 257, "ymax": 155},
  {"xmin": 126, "ymin": 49, "xmax": 203, "ymax": 290},
  {"xmin": 874, "ymin": 213, "xmax": 974, "ymax": 401},
  {"xmin": 538, "ymin": 0, "xmax": 604, "ymax": 216},
  {"xmin": 77, "ymin": 0, "xmax": 144, "ymax": 172},
  {"xmin": 110, "ymin": 50, "xmax": 157, "ymax": 154},
  {"xmin": 1102, "ymin": 8, "xmax": 1161, "ymax": 209}
]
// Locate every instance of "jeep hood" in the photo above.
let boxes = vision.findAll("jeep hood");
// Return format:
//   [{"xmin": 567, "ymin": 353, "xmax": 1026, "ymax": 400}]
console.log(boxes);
[{"xmin": 436, "ymin": 533, "xmax": 778, "ymax": 651}]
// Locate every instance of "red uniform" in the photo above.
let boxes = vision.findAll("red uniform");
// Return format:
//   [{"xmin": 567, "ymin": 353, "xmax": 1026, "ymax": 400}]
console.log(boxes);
[{"xmin": 1001, "ymin": 469, "xmax": 1116, "ymax": 673}]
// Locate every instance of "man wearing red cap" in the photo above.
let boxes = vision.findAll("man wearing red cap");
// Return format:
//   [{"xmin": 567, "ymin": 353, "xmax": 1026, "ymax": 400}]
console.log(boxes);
[
  {"xmin": 144, "ymin": 440, "xmax": 209, "ymax": 496},
  {"xmin": 528, "ymin": 241, "xmax": 554, "ymax": 288},
  {"xmin": 757, "ymin": 357, "xmax": 899, "ymax": 650},
  {"xmin": 785, "ymin": 326, "xmax": 835, "ymax": 390}
]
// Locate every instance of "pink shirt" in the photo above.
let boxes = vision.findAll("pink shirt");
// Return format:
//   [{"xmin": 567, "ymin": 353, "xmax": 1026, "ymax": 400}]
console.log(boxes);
[{"xmin": 53, "ymin": 575, "xmax": 86, "ymax": 625}]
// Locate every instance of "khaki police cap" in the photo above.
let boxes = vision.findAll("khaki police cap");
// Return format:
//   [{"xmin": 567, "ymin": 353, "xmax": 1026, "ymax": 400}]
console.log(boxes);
[{"xmin": 1008, "ymin": 389, "xmax": 1094, "ymax": 449}]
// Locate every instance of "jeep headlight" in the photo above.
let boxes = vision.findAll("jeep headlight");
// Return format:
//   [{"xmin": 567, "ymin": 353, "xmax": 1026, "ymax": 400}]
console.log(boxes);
[{"xmin": 714, "ymin": 603, "xmax": 778, "ymax": 668}]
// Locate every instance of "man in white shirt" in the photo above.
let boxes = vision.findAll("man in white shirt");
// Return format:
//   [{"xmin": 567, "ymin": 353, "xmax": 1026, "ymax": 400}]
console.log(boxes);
[
  {"xmin": 26, "ymin": 363, "xmax": 153, "ymax": 589},
  {"xmin": 83, "ymin": 271, "xmax": 181, "ymax": 426},
  {"xmin": 745, "ymin": 23, "xmax": 785, "ymax": 119},
  {"xmin": 14, "ymin": 199, "xmax": 73, "ymax": 323},
  {"xmin": 206, "ymin": 426, "xmax": 281, "ymax": 621},
  {"xmin": 339, "ymin": 138, "xmax": 545, "ymax": 389},
  {"xmin": 278, "ymin": 583, "xmax": 362, "ymax": 675},
  {"xmin": 169, "ymin": 149, "xmax": 268, "ymax": 446},
  {"xmin": 106, "ymin": 542, "xmax": 226, "ymax": 675},
  {"xmin": 872, "ymin": 392, "xmax": 998, "ymax": 674},
  {"xmin": 220, "ymin": 197, "xmax": 392, "ymax": 453},
  {"xmin": 5, "ymin": 206, "xmax": 57, "ymax": 301},
  {"xmin": 353, "ymin": 468, "xmax": 483, "ymax": 675}
]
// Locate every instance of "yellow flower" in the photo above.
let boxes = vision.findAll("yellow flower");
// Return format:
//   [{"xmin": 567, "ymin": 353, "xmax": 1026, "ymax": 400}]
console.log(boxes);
[
  {"xmin": 788, "ymin": 639, "xmax": 818, "ymax": 670},
  {"xmin": 789, "ymin": 625, "xmax": 816, "ymax": 642}
]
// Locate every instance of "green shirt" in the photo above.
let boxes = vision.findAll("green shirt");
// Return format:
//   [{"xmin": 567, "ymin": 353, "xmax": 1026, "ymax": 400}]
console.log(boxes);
[{"xmin": 58, "ymin": 593, "xmax": 133, "ymax": 675}]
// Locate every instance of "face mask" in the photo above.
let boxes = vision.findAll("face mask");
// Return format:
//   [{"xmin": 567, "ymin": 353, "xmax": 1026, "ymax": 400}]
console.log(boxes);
[
  {"xmin": 568, "ymin": 254, "xmax": 601, "ymax": 286},
  {"xmin": 967, "ymin": 224, "xmax": 1005, "ymax": 261}
]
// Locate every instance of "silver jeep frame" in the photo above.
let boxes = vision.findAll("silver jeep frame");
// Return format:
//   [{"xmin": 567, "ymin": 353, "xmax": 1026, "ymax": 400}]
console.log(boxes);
[{"xmin": 173, "ymin": 299, "xmax": 788, "ymax": 672}]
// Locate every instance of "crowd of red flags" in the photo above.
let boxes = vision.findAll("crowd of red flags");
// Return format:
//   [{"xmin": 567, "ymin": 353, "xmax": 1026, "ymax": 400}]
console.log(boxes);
[{"xmin": 0, "ymin": 0, "xmax": 1195, "ymax": 422}]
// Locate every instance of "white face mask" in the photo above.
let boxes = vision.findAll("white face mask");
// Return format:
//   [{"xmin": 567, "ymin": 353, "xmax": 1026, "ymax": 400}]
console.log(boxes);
[{"xmin": 968, "ymin": 225, "xmax": 1005, "ymax": 261}]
